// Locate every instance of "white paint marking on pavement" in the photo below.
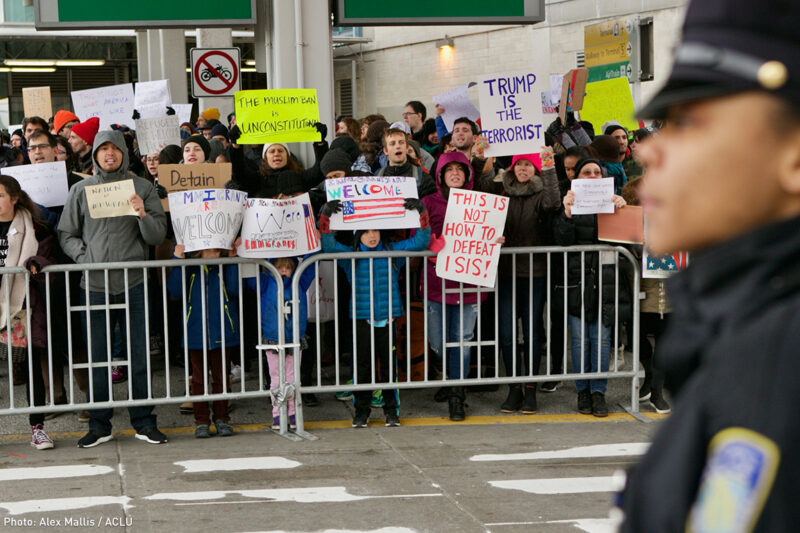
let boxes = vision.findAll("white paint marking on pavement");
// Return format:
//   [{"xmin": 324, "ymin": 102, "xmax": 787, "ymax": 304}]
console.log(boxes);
[
  {"xmin": 471, "ymin": 443, "xmax": 649, "ymax": 462},
  {"xmin": 486, "ymin": 518, "xmax": 615, "ymax": 532},
  {"xmin": 146, "ymin": 486, "xmax": 442, "ymax": 504},
  {"xmin": 0, "ymin": 496, "xmax": 132, "ymax": 516},
  {"xmin": 243, "ymin": 528, "xmax": 418, "ymax": 533},
  {"xmin": 488, "ymin": 476, "xmax": 616, "ymax": 495},
  {"xmin": 175, "ymin": 456, "xmax": 301, "ymax": 473},
  {"xmin": 0, "ymin": 464, "xmax": 114, "ymax": 482}
]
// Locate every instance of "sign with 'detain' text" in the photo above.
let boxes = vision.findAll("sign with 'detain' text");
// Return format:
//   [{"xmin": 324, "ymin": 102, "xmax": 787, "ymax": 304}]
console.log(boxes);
[
  {"xmin": 158, "ymin": 163, "xmax": 232, "ymax": 211},
  {"xmin": 325, "ymin": 176, "xmax": 419, "ymax": 230},
  {"xmin": 436, "ymin": 188, "xmax": 508, "ymax": 288},
  {"xmin": 235, "ymin": 89, "xmax": 320, "ymax": 144},
  {"xmin": 85, "ymin": 179, "xmax": 137, "ymax": 219},
  {"xmin": 237, "ymin": 193, "xmax": 321, "ymax": 258},
  {"xmin": 169, "ymin": 188, "xmax": 247, "ymax": 253}
]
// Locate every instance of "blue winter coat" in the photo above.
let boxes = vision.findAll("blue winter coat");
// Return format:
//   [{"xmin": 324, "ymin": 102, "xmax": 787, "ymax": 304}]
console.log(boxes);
[
  {"xmin": 167, "ymin": 261, "xmax": 241, "ymax": 350},
  {"xmin": 247, "ymin": 257, "xmax": 317, "ymax": 344},
  {"xmin": 321, "ymin": 227, "xmax": 431, "ymax": 320}
]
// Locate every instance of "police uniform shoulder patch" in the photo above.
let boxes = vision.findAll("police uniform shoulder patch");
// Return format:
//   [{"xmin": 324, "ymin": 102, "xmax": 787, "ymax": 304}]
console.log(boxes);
[{"xmin": 688, "ymin": 427, "xmax": 780, "ymax": 533}]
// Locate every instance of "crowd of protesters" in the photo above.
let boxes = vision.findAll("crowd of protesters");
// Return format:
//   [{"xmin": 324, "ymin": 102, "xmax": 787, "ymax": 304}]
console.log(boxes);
[{"xmin": 0, "ymin": 99, "xmax": 669, "ymax": 451}]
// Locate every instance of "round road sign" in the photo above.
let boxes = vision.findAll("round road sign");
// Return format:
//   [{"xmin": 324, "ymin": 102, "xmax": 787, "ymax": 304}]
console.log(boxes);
[{"xmin": 193, "ymin": 49, "xmax": 239, "ymax": 96}]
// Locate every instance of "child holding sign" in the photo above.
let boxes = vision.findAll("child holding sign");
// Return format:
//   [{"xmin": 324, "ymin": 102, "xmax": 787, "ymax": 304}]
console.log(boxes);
[
  {"xmin": 556, "ymin": 158, "xmax": 631, "ymax": 417},
  {"xmin": 167, "ymin": 244, "xmax": 240, "ymax": 438},
  {"xmin": 318, "ymin": 198, "xmax": 431, "ymax": 428}
]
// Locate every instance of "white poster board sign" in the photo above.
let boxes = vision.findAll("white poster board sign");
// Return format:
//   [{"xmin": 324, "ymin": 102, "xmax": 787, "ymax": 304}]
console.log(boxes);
[
  {"xmin": 237, "ymin": 193, "xmax": 321, "ymax": 258},
  {"xmin": 134, "ymin": 80, "xmax": 172, "ymax": 119},
  {"xmin": 325, "ymin": 176, "xmax": 418, "ymax": 230},
  {"xmin": 478, "ymin": 71, "xmax": 547, "ymax": 158},
  {"xmin": 169, "ymin": 188, "xmax": 247, "ymax": 252},
  {"xmin": 173, "ymin": 104, "xmax": 194, "ymax": 126},
  {"xmin": 85, "ymin": 179, "xmax": 137, "ymax": 219},
  {"xmin": 0, "ymin": 161, "xmax": 68, "ymax": 207},
  {"xmin": 135, "ymin": 115, "xmax": 181, "ymax": 155},
  {"xmin": 435, "ymin": 188, "xmax": 509, "ymax": 288},
  {"xmin": 71, "ymin": 83, "xmax": 135, "ymax": 131},
  {"xmin": 433, "ymin": 84, "xmax": 480, "ymax": 132},
  {"xmin": 571, "ymin": 178, "xmax": 615, "ymax": 215}
]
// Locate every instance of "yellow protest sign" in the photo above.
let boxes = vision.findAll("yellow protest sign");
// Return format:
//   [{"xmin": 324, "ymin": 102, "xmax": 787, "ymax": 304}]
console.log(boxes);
[
  {"xmin": 579, "ymin": 77, "xmax": 640, "ymax": 134},
  {"xmin": 235, "ymin": 89, "xmax": 319, "ymax": 144}
]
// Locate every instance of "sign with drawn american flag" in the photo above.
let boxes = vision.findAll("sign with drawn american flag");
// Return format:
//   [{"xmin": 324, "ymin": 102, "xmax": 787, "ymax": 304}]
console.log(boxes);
[
  {"xmin": 325, "ymin": 176, "xmax": 419, "ymax": 230},
  {"xmin": 642, "ymin": 249, "xmax": 690, "ymax": 279},
  {"xmin": 237, "ymin": 193, "xmax": 321, "ymax": 258}
]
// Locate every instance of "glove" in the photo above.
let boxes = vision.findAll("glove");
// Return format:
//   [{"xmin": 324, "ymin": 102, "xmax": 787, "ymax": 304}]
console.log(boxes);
[
  {"xmin": 156, "ymin": 184, "xmax": 168, "ymax": 199},
  {"xmin": 132, "ymin": 109, "xmax": 140, "ymax": 120},
  {"xmin": 320, "ymin": 199, "xmax": 342, "ymax": 218},
  {"xmin": 429, "ymin": 234, "xmax": 446, "ymax": 254},
  {"xmin": 404, "ymin": 198, "xmax": 425, "ymax": 213},
  {"xmin": 540, "ymin": 146, "xmax": 555, "ymax": 170},
  {"xmin": 315, "ymin": 122, "xmax": 328, "ymax": 142},
  {"xmin": 229, "ymin": 125, "xmax": 241, "ymax": 144},
  {"xmin": 166, "ymin": 106, "xmax": 176, "ymax": 116}
]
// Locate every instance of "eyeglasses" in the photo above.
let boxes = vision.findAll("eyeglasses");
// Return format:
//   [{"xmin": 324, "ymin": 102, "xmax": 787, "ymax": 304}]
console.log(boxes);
[
  {"xmin": 402, "ymin": 112, "xmax": 419, "ymax": 118},
  {"xmin": 28, "ymin": 143, "xmax": 51, "ymax": 151}
]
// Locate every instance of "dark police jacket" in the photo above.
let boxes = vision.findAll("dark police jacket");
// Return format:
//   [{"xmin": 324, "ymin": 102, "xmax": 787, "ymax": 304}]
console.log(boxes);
[{"xmin": 620, "ymin": 215, "xmax": 800, "ymax": 532}]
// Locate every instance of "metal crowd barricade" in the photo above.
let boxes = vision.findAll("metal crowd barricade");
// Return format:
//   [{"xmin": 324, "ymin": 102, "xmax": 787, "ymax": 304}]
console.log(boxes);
[{"xmin": 291, "ymin": 245, "xmax": 641, "ymax": 437}]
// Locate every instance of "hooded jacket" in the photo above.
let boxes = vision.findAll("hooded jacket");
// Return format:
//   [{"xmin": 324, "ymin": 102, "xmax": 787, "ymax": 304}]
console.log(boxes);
[{"xmin": 57, "ymin": 130, "xmax": 167, "ymax": 294}]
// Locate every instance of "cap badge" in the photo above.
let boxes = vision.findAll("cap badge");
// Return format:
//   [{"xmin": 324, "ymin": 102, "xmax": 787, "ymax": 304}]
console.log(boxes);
[{"xmin": 757, "ymin": 61, "xmax": 788, "ymax": 90}]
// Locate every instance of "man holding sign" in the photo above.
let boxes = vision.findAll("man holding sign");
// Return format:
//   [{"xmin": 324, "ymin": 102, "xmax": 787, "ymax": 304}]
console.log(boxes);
[{"xmin": 58, "ymin": 130, "xmax": 167, "ymax": 448}]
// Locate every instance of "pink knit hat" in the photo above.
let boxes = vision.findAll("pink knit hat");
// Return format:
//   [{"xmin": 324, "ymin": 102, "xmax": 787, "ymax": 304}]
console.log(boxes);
[{"xmin": 510, "ymin": 153, "xmax": 541, "ymax": 172}]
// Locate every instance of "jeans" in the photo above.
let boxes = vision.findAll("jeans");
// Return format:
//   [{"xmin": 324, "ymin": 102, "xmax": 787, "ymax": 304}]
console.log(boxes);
[
  {"xmin": 427, "ymin": 301, "xmax": 478, "ymax": 380},
  {"xmin": 498, "ymin": 276, "xmax": 546, "ymax": 378},
  {"xmin": 81, "ymin": 283, "xmax": 156, "ymax": 434},
  {"xmin": 568, "ymin": 315, "xmax": 610, "ymax": 394}
]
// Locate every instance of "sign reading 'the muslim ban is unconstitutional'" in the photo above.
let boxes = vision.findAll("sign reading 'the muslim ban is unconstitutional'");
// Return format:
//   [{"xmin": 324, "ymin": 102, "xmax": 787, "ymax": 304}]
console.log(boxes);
[
  {"xmin": 325, "ymin": 176, "xmax": 419, "ymax": 231},
  {"xmin": 169, "ymin": 188, "xmax": 248, "ymax": 253},
  {"xmin": 235, "ymin": 89, "xmax": 320, "ymax": 144},
  {"xmin": 436, "ymin": 188, "xmax": 509, "ymax": 288},
  {"xmin": 237, "ymin": 193, "xmax": 321, "ymax": 258}
]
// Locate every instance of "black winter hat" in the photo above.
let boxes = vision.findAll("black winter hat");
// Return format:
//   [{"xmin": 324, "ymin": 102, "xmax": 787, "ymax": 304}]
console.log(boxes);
[
  {"xmin": 274, "ymin": 170, "xmax": 306, "ymax": 197},
  {"xmin": 209, "ymin": 123, "xmax": 229, "ymax": 142},
  {"xmin": 320, "ymin": 148, "xmax": 353, "ymax": 176},
  {"xmin": 330, "ymin": 135, "xmax": 359, "ymax": 162},
  {"xmin": 182, "ymin": 134, "xmax": 210, "ymax": 160},
  {"xmin": 573, "ymin": 158, "xmax": 604, "ymax": 179},
  {"xmin": 199, "ymin": 118, "xmax": 221, "ymax": 131}
]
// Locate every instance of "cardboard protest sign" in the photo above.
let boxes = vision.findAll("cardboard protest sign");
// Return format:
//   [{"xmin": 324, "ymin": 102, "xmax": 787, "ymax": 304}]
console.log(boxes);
[
  {"xmin": 433, "ymin": 84, "xmax": 480, "ymax": 132},
  {"xmin": 158, "ymin": 163, "xmax": 232, "ymax": 211},
  {"xmin": 135, "ymin": 115, "xmax": 181, "ymax": 156},
  {"xmin": 571, "ymin": 177, "xmax": 615, "ymax": 215},
  {"xmin": 478, "ymin": 71, "xmax": 547, "ymax": 158},
  {"xmin": 71, "ymin": 83, "xmax": 135, "ymax": 131},
  {"xmin": 235, "ymin": 89, "xmax": 319, "ymax": 145},
  {"xmin": 0, "ymin": 161, "xmax": 68, "ymax": 207},
  {"xmin": 325, "ymin": 176, "xmax": 419, "ymax": 231},
  {"xmin": 173, "ymin": 104, "xmax": 193, "ymax": 126},
  {"xmin": 643, "ymin": 250, "xmax": 689, "ymax": 279},
  {"xmin": 436, "ymin": 189, "xmax": 508, "ymax": 288},
  {"xmin": 85, "ymin": 179, "xmax": 137, "ymax": 218},
  {"xmin": 22, "ymin": 87, "xmax": 52, "ymax": 120},
  {"xmin": 579, "ymin": 77, "xmax": 640, "ymax": 133},
  {"xmin": 169, "ymin": 188, "xmax": 247, "ymax": 253},
  {"xmin": 237, "ymin": 193, "xmax": 321, "ymax": 258},
  {"xmin": 558, "ymin": 68, "xmax": 589, "ymax": 124},
  {"xmin": 598, "ymin": 205, "xmax": 643, "ymax": 244}
]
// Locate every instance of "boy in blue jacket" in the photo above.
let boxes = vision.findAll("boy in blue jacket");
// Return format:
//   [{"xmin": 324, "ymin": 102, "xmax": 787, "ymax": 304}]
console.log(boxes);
[
  {"xmin": 167, "ymin": 245, "xmax": 240, "ymax": 438},
  {"xmin": 318, "ymin": 198, "xmax": 430, "ymax": 428}
]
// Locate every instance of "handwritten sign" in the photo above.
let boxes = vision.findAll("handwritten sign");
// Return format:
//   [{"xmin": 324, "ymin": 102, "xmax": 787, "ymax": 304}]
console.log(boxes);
[
  {"xmin": 579, "ymin": 77, "xmax": 640, "ymax": 134},
  {"xmin": 0, "ymin": 161, "xmax": 68, "ymax": 207},
  {"xmin": 235, "ymin": 88, "xmax": 319, "ymax": 144},
  {"xmin": 169, "ymin": 188, "xmax": 247, "ymax": 253},
  {"xmin": 433, "ymin": 84, "xmax": 480, "ymax": 132},
  {"xmin": 237, "ymin": 193, "xmax": 321, "ymax": 258},
  {"xmin": 173, "ymin": 103, "xmax": 193, "ymax": 126},
  {"xmin": 436, "ymin": 189, "xmax": 508, "ymax": 288},
  {"xmin": 71, "ymin": 83, "xmax": 134, "ymax": 131},
  {"xmin": 135, "ymin": 115, "xmax": 181, "ymax": 156},
  {"xmin": 158, "ymin": 163, "xmax": 232, "ymax": 211},
  {"xmin": 85, "ymin": 179, "xmax": 137, "ymax": 219},
  {"xmin": 478, "ymin": 71, "xmax": 546, "ymax": 158},
  {"xmin": 325, "ymin": 176, "xmax": 418, "ymax": 230},
  {"xmin": 22, "ymin": 87, "xmax": 52, "ymax": 120},
  {"xmin": 571, "ymin": 178, "xmax": 615, "ymax": 215}
]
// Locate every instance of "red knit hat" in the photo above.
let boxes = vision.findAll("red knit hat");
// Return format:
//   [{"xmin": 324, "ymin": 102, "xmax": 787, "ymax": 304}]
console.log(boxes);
[
  {"xmin": 71, "ymin": 117, "xmax": 100, "ymax": 145},
  {"xmin": 510, "ymin": 153, "xmax": 541, "ymax": 172},
  {"xmin": 53, "ymin": 110, "xmax": 80, "ymax": 135}
]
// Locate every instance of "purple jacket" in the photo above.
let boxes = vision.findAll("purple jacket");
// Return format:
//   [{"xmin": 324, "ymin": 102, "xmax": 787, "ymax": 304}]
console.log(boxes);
[{"xmin": 421, "ymin": 151, "xmax": 489, "ymax": 305}]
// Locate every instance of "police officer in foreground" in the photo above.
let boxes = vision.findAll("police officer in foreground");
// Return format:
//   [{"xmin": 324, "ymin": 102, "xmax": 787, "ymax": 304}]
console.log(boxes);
[{"xmin": 618, "ymin": 0, "xmax": 800, "ymax": 531}]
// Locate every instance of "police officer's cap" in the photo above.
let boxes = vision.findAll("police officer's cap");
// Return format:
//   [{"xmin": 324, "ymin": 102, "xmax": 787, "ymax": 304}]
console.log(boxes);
[{"xmin": 639, "ymin": 0, "xmax": 799, "ymax": 119}]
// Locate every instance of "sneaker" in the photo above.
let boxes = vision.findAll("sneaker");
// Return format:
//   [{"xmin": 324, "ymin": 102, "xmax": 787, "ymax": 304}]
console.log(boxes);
[
  {"xmin": 271, "ymin": 416, "xmax": 280, "ymax": 430},
  {"xmin": 194, "ymin": 424, "xmax": 211, "ymax": 439},
  {"xmin": 135, "ymin": 427, "xmax": 168, "ymax": 444},
  {"xmin": 302, "ymin": 393, "xmax": 319, "ymax": 407},
  {"xmin": 385, "ymin": 411, "xmax": 400, "ymax": 427},
  {"xmin": 540, "ymin": 381, "xmax": 561, "ymax": 393},
  {"xmin": 30, "ymin": 424, "xmax": 54, "ymax": 450},
  {"xmin": 352, "ymin": 411, "xmax": 369, "ymax": 428},
  {"xmin": 230, "ymin": 364, "xmax": 242, "ymax": 384},
  {"xmin": 111, "ymin": 366, "xmax": 126, "ymax": 384},
  {"xmin": 639, "ymin": 381, "xmax": 652, "ymax": 401},
  {"xmin": 335, "ymin": 380, "xmax": 353, "ymax": 401},
  {"xmin": 500, "ymin": 385, "xmax": 524, "ymax": 413},
  {"xmin": 591, "ymin": 392, "xmax": 608, "ymax": 418},
  {"xmin": 289, "ymin": 415, "xmax": 297, "ymax": 430},
  {"xmin": 577, "ymin": 390, "xmax": 592, "ymax": 414},
  {"xmin": 77, "ymin": 430, "xmax": 113, "ymax": 448},
  {"xmin": 179, "ymin": 402, "xmax": 193, "ymax": 414},
  {"xmin": 521, "ymin": 385, "xmax": 537, "ymax": 414},
  {"xmin": 448, "ymin": 387, "xmax": 466, "ymax": 421},
  {"xmin": 215, "ymin": 420, "xmax": 234, "ymax": 437},
  {"xmin": 77, "ymin": 410, "xmax": 91, "ymax": 423},
  {"xmin": 650, "ymin": 395, "xmax": 671, "ymax": 414},
  {"xmin": 370, "ymin": 390, "xmax": 384, "ymax": 408}
]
